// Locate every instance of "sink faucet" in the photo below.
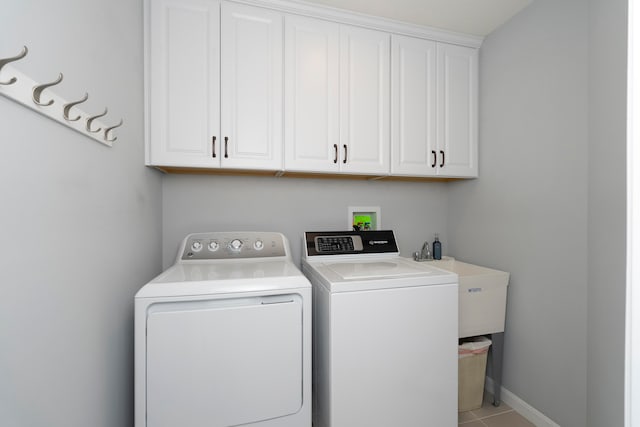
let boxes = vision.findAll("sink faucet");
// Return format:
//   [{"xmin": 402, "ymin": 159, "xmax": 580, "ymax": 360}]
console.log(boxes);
[
  {"xmin": 421, "ymin": 241, "xmax": 432, "ymax": 260},
  {"xmin": 414, "ymin": 241, "xmax": 433, "ymax": 261}
]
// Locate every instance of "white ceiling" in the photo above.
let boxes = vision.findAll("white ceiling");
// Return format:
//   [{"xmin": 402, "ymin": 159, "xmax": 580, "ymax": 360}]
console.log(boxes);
[{"xmin": 300, "ymin": 0, "xmax": 534, "ymax": 36}]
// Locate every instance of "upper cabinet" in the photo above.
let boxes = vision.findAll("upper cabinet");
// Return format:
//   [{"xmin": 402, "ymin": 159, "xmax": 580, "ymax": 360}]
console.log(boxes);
[
  {"xmin": 436, "ymin": 43, "xmax": 478, "ymax": 178},
  {"xmin": 146, "ymin": 0, "xmax": 479, "ymax": 178},
  {"xmin": 390, "ymin": 35, "xmax": 437, "ymax": 177},
  {"xmin": 284, "ymin": 17, "xmax": 389, "ymax": 175},
  {"xmin": 391, "ymin": 36, "xmax": 478, "ymax": 178},
  {"xmin": 147, "ymin": 0, "xmax": 220, "ymax": 168},
  {"xmin": 220, "ymin": 2, "xmax": 283, "ymax": 170},
  {"xmin": 146, "ymin": 0, "xmax": 283, "ymax": 170},
  {"xmin": 283, "ymin": 15, "xmax": 340, "ymax": 173},
  {"xmin": 338, "ymin": 25, "xmax": 390, "ymax": 175}
]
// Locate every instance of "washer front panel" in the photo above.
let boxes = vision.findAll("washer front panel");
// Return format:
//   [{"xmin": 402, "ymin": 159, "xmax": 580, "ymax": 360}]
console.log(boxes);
[{"xmin": 328, "ymin": 284, "xmax": 458, "ymax": 426}]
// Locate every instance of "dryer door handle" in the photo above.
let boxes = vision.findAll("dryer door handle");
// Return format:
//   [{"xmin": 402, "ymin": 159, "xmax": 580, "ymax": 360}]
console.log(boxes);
[{"xmin": 261, "ymin": 299, "xmax": 295, "ymax": 305}]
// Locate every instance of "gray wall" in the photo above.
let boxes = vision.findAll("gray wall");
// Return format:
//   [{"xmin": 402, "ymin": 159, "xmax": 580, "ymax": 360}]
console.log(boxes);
[
  {"xmin": 0, "ymin": 1, "xmax": 629, "ymax": 426},
  {"xmin": 0, "ymin": 1, "xmax": 162, "ymax": 427},
  {"xmin": 447, "ymin": 1, "xmax": 590, "ymax": 426},
  {"xmin": 162, "ymin": 175, "xmax": 448, "ymax": 268},
  {"xmin": 587, "ymin": 0, "xmax": 628, "ymax": 425}
]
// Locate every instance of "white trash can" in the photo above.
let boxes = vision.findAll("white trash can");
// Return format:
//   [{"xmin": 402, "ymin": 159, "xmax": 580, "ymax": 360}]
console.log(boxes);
[{"xmin": 458, "ymin": 337, "xmax": 492, "ymax": 412}]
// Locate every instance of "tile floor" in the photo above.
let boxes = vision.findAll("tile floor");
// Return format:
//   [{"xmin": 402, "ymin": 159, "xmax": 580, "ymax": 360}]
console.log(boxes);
[{"xmin": 459, "ymin": 393, "xmax": 535, "ymax": 427}]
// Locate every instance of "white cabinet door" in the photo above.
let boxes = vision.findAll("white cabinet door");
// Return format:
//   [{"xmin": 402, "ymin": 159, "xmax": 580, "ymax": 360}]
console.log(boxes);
[
  {"xmin": 147, "ymin": 0, "xmax": 220, "ymax": 167},
  {"xmin": 390, "ymin": 35, "xmax": 437, "ymax": 177},
  {"xmin": 284, "ymin": 15, "xmax": 340, "ymax": 173},
  {"xmin": 339, "ymin": 25, "xmax": 390, "ymax": 175},
  {"xmin": 436, "ymin": 43, "xmax": 478, "ymax": 178},
  {"xmin": 220, "ymin": 2, "xmax": 283, "ymax": 170}
]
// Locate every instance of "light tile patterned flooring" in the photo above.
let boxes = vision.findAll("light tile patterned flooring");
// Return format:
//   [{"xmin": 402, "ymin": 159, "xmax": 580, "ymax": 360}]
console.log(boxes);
[{"xmin": 459, "ymin": 393, "xmax": 536, "ymax": 427}]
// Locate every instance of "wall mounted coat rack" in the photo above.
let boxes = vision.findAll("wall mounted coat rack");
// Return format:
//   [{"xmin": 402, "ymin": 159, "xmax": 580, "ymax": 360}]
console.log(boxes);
[{"xmin": 0, "ymin": 46, "xmax": 123, "ymax": 147}]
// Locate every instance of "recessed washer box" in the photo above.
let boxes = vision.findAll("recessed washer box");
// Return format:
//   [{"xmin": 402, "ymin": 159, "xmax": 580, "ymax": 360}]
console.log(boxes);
[{"xmin": 431, "ymin": 257, "xmax": 510, "ymax": 338}]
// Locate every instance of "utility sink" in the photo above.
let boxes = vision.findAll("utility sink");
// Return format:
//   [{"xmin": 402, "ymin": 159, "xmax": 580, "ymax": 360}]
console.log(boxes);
[{"xmin": 430, "ymin": 257, "xmax": 510, "ymax": 338}]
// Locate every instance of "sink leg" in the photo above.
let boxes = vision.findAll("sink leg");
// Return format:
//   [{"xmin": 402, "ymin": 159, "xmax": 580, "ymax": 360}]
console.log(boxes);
[{"xmin": 490, "ymin": 332, "xmax": 504, "ymax": 406}]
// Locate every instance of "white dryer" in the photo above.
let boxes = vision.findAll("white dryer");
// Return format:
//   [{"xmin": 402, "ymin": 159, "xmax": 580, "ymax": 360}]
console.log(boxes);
[
  {"xmin": 302, "ymin": 230, "xmax": 458, "ymax": 427},
  {"xmin": 135, "ymin": 232, "xmax": 311, "ymax": 427}
]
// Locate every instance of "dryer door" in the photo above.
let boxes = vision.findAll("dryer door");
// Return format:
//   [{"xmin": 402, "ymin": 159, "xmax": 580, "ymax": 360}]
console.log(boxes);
[{"xmin": 145, "ymin": 294, "xmax": 303, "ymax": 427}]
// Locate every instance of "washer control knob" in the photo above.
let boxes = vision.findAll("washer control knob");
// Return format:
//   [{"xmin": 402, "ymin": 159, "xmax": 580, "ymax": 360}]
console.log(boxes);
[
  {"xmin": 208, "ymin": 241, "xmax": 220, "ymax": 252},
  {"xmin": 191, "ymin": 240, "xmax": 203, "ymax": 252},
  {"xmin": 254, "ymin": 240, "xmax": 264, "ymax": 250},
  {"xmin": 229, "ymin": 239, "xmax": 243, "ymax": 252}
]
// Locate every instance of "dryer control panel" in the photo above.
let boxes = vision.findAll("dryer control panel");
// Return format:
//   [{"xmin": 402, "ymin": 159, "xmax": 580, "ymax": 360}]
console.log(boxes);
[
  {"xmin": 180, "ymin": 232, "xmax": 288, "ymax": 261},
  {"xmin": 304, "ymin": 230, "xmax": 399, "ymax": 257}
]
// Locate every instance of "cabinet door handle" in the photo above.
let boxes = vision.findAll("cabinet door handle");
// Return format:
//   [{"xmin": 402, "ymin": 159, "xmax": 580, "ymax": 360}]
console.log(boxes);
[
  {"xmin": 333, "ymin": 144, "xmax": 338, "ymax": 164},
  {"xmin": 224, "ymin": 136, "xmax": 229, "ymax": 158},
  {"xmin": 440, "ymin": 150, "xmax": 445, "ymax": 168},
  {"xmin": 212, "ymin": 136, "xmax": 217, "ymax": 158},
  {"xmin": 431, "ymin": 150, "xmax": 437, "ymax": 168},
  {"xmin": 343, "ymin": 144, "xmax": 348, "ymax": 164}
]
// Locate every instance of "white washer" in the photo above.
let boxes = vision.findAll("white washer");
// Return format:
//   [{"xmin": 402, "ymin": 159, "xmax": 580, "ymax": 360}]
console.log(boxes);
[
  {"xmin": 135, "ymin": 232, "xmax": 311, "ymax": 427},
  {"xmin": 302, "ymin": 231, "xmax": 458, "ymax": 427}
]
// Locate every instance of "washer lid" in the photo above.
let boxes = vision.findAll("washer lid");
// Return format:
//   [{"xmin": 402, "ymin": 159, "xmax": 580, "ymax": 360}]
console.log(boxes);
[
  {"xmin": 304, "ymin": 257, "xmax": 458, "ymax": 292},
  {"xmin": 136, "ymin": 259, "xmax": 310, "ymax": 299},
  {"xmin": 325, "ymin": 260, "xmax": 429, "ymax": 280}
]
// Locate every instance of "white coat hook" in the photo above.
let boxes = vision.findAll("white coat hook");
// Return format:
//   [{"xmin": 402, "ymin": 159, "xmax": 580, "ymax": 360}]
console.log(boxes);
[
  {"xmin": 0, "ymin": 46, "xmax": 121, "ymax": 146},
  {"xmin": 32, "ymin": 73, "xmax": 63, "ymax": 106},
  {"xmin": 0, "ymin": 46, "xmax": 28, "ymax": 85},
  {"xmin": 103, "ymin": 119, "xmax": 123, "ymax": 142},
  {"xmin": 62, "ymin": 93, "xmax": 88, "ymax": 121},
  {"xmin": 86, "ymin": 108, "xmax": 108, "ymax": 133}
]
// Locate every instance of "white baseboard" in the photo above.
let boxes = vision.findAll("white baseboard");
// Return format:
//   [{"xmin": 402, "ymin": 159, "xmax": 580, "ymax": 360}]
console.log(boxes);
[{"xmin": 485, "ymin": 377, "xmax": 561, "ymax": 427}]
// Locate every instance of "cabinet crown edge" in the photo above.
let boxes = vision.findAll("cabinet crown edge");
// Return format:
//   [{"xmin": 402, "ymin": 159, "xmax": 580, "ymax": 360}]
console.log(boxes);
[{"xmin": 231, "ymin": 0, "xmax": 484, "ymax": 48}]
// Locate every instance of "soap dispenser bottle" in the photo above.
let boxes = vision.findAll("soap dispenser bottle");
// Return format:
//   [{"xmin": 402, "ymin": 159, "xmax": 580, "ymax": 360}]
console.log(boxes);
[{"xmin": 432, "ymin": 233, "xmax": 442, "ymax": 260}]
